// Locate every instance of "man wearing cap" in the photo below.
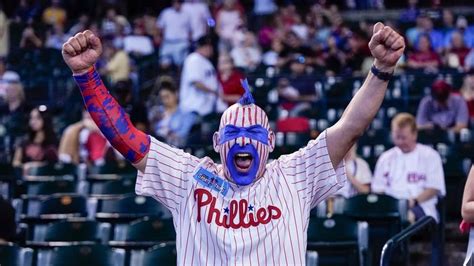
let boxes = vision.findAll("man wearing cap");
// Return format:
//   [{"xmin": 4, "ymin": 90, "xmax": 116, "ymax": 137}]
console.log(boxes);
[
  {"xmin": 62, "ymin": 22, "xmax": 405, "ymax": 264},
  {"xmin": 416, "ymin": 79, "xmax": 469, "ymax": 133}
]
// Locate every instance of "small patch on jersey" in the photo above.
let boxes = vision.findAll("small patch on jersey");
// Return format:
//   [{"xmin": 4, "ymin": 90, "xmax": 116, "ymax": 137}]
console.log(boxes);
[{"xmin": 193, "ymin": 167, "xmax": 229, "ymax": 196}]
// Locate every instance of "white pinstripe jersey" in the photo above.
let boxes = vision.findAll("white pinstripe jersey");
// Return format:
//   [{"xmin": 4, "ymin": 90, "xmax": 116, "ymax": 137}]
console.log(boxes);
[{"xmin": 135, "ymin": 130, "xmax": 346, "ymax": 265}]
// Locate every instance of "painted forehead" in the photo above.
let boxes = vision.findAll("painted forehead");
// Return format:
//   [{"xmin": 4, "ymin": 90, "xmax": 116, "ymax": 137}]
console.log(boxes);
[{"xmin": 219, "ymin": 104, "xmax": 269, "ymax": 129}]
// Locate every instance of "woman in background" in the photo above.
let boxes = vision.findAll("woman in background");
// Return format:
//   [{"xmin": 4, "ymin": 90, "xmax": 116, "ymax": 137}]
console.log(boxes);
[{"xmin": 13, "ymin": 106, "xmax": 58, "ymax": 170}]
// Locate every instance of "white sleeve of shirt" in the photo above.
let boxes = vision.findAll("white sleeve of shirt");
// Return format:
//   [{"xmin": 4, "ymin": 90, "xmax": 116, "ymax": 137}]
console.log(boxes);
[
  {"xmin": 156, "ymin": 11, "xmax": 166, "ymax": 29},
  {"xmin": 135, "ymin": 136, "xmax": 200, "ymax": 215},
  {"xmin": 371, "ymin": 153, "xmax": 389, "ymax": 193},
  {"xmin": 425, "ymin": 149, "xmax": 446, "ymax": 196},
  {"xmin": 183, "ymin": 55, "xmax": 205, "ymax": 85},
  {"xmin": 277, "ymin": 130, "xmax": 346, "ymax": 209}
]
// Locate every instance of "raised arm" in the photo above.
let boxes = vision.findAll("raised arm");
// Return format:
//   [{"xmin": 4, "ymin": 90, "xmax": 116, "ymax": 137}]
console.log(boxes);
[
  {"xmin": 62, "ymin": 30, "xmax": 150, "ymax": 172},
  {"xmin": 326, "ymin": 23, "xmax": 405, "ymax": 168}
]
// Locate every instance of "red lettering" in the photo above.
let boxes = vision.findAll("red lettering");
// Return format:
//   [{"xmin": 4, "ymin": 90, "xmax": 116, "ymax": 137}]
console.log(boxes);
[
  {"xmin": 194, "ymin": 188, "xmax": 282, "ymax": 229},
  {"xmin": 195, "ymin": 189, "xmax": 212, "ymax": 222}
]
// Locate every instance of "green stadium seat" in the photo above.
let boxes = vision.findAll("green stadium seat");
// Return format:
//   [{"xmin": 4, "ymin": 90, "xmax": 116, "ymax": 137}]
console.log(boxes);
[
  {"xmin": 342, "ymin": 194, "xmax": 408, "ymax": 265},
  {"xmin": 129, "ymin": 243, "xmax": 177, "ymax": 266},
  {"xmin": 0, "ymin": 244, "xmax": 34, "ymax": 266},
  {"xmin": 90, "ymin": 179, "xmax": 136, "ymax": 199},
  {"xmin": 19, "ymin": 194, "xmax": 88, "ymax": 223},
  {"xmin": 109, "ymin": 217, "xmax": 175, "ymax": 249},
  {"xmin": 306, "ymin": 215, "xmax": 369, "ymax": 266},
  {"xmin": 40, "ymin": 245, "xmax": 125, "ymax": 266},
  {"xmin": 23, "ymin": 163, "xmax": 77, "ymax": 181},
  {"xmin": 95, "ymin": 195, "xmax": 169, "ymax": 223},
  {"xmin": 28, "ymin": 220, "xmax": 110, "ymax": 247}
]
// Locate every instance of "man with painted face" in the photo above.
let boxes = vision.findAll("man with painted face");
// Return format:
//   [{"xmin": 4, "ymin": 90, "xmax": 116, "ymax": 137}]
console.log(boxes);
[{"xmin": 62, "ymin": 22, "xmax": 405, "ymax": 265}]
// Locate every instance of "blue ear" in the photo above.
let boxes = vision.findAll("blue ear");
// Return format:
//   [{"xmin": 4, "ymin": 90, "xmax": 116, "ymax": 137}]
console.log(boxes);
[{"xmin": 238, "ymin": 79, "xmax": 255, "ymax": 105}]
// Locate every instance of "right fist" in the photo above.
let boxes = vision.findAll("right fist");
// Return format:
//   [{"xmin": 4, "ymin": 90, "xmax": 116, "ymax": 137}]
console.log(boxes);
[{"xmin": 62, "ymin": 30, "xmax": 102, "ymax": 75}]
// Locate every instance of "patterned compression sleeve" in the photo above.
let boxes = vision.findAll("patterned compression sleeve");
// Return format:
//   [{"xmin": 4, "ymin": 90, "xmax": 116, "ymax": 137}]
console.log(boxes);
[{"xmin": 74, "ymin": 67, "xmax": 150, "ymax": 163}]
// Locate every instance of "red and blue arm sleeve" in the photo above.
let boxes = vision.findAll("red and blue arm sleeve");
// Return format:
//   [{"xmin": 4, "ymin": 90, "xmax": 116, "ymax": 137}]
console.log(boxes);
[{"xmin": 74, "ymin": 67, "xmax": 150, "ymax": 164}]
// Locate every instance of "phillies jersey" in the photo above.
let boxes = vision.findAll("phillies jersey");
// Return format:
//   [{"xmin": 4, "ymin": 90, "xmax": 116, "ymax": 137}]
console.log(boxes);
[
  {"xmin": 135, "ymin": 130, "xmax": 346, "ymax": 265},
  {"xmin": 371, "ymin": 143, "xmax": 446, "ymax": 222}
]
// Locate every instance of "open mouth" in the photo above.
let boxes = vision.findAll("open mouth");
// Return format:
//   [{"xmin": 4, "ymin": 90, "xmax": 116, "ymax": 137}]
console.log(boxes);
[{"xmin": 233, "ymin": 153, "xmax": 253, "ymax": 173}]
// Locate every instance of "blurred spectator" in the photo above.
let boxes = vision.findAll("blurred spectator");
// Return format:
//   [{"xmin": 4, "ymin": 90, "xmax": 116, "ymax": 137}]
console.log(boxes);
[
  {"xmin": 123, "ymin": 19, "xmax": 154, "ymax": 56},
  {"xmin": 399, "ymin": 0, "xmax": 420, "ymax": 24},
  {"xmin": 101, "ymin": 41, "xmax": 130, "ymax": 85},
  {"xmin": 406, "ymin": 15, "xmax": 443, "ymax": 52},
  {"xmin": 230, "ymin": 31, "xmax": 262, "ymax": 72},
  {"xmin": 59, "ymin": 109, "xmax": 118, "ymax": 165},
  {"xmin": 336, "ymin": 144, "xmax": 371, "ymax": 198},
  {"xmin": 182, "ymin": 0, "xmax": 211, "ymax": 41},
  {"xmin": 465, "ymin": 48, "xmax": 474, "ymax": 72},
  {"xmin": 42, "ymin": 0, "xmax": 67, "ymax": 27},
  {"xmin": 252, "ymin": 0, "xmax": 277, "ymax": 31},
  {"xmin": 316, "ymin": 35, "xmax": 345, "ymax": 75},
  {"xmin": 444, "ymin": 31, "xmax": 470, "ymax": 69},
  {"xmin": 460, "ymin": 70, "xmax": 474, "ymax": 123},
  {"xmin": 68, "ymin": 14, "xmax": 90, "ymax": 35},
  {"xmin": 0, "ymin": 4, "xmax": 9, "ymax": 57},
  {"xmin": 156, "ymin": 0, "xmax": 191, "ymax": 68},
  {"xmin": 101, "ymin": 8, "xmax": 131, "ymax": 37},
  {"xmin": 290, "ymin": 14, "xmax": 309, "ymax": 42},
  {"xmin": 0, "ymin": 76, "xmax": 27, "ymax": 163},
  {"xmin": 19, "ymin": 24, "xmax": 43, "ymax": 49},
  {"xmin": 257, "ymin": 16, "xmax": 277, "ymax": 49},
  {"xmin": 262, "ymin": 38, "xmax": 288, "ymax": 67},
  {"xmin": 416, "ymin": 80, "xmax": 469, "ymax": 132},
  {"xmin": 372, "ymin": 113, "xmax": 446, "ymax": 223},
  {"xmin": 45, "ymin": 23, "xmax": 70, "ymax": 50},
  {"xmin": 277, "ymin": 55, "xmax": 318, "ymax": 117},
  {"xmin": 439, "ymin": 10, "xmax": 455, "ymax": 37},
  {"xmin": 216, "ymin": 0, "xmax": 244, "ymax": 52},
  {"xmin": 14, "ymin": 0, "xmax": 40, "ymax": 24},
  {"xmin": 179, "ymin": 35, "xmax": 218, "ymax": 117},
  {"xmin": 148, "ymin": 77, "xmax": 196, "ymax": 148},
  {"xmin": 0, "ymin": 196, "xmax": 16, "ymax": 243},
  {"xmin": 343, "ymin": 32, "xmax": 371, "ymax": 75},
  {"xmin": 13, "ymin": 106, "xmax": 58, "ymax": 169},
  {"xmin": 217, "ymin": 54, "xmax": 245, "ymax": 106},
  {"xmin": 406, "ymin": 34, "xmax": 441, "ymax": 73}
]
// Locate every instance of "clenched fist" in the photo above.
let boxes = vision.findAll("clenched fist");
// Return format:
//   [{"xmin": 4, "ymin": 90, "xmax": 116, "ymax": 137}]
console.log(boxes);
[
  {"xmin": 62, "ymin": 30, "xmax": 103, "ymax": 75},
  {"xmin": 368, "ymin": 22, "xmax": 405, "ymax": 73}
]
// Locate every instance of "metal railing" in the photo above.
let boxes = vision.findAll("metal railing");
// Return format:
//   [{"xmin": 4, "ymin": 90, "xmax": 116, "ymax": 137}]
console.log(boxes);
[{"xmin": 380, "ymin": 216, "xmax": 436, "ymax": 266}]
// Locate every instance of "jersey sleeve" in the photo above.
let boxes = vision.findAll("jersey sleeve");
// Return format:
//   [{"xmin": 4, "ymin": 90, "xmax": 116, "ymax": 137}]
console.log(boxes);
[
  {"xmin": 277, "ymin": 130, "xmax": 346, "ymax": 209},
  {"xmin": 135, "ymin": 136, "xmax": 200, "ymax": 215},
  {"xmin": 371, "ymin": 153, "xmax": 389, "ymax": 193},
  {"xmin": 425, "ymin": 150, "xmax": 446, "ymax": 196}
]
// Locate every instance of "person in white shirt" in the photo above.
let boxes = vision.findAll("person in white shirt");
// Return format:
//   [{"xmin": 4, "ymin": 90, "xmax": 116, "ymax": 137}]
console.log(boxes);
[
  {"xmin": 372, "ymin": 113, "xmax": 446, "ymax": 223},
  {"xmin": 179, "ymin": 35, "xmax": 218, "ymax": 116},
  {"xmin": 156, "ymin": 0, "xmax": 191, "ymax": 67},
  {"xmin": 182, "ymin": 0, "xmax": 211, "ymax": 41},
  {"xmin": 336, "ymin": 144, "xmax": 371, "ymax": 198}
]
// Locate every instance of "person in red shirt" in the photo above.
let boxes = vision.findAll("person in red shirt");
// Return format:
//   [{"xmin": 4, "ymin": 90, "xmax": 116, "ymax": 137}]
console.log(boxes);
[
  {"xmin": 217, "ymin": 54, "xmax": 245, "ymax": 106},
  {"xmin": 407, "ymin": 34, "xmax": 441, "ymax": 72}
]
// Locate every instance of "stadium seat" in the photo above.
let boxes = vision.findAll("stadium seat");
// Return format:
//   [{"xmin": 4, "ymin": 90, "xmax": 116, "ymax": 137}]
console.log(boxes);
[
  {"xmin": 90, "ymin": 178, "xmax": 136, "ymax": 199},
  {"xmin": 0, "ymin": 243, "xmax": 34, "ymax": 266},
  {"xmin": 38, "ymin": 245, "xmax": 125, "ymax": 266},
  {"xmin": 306, "ymin": 215, "xmax": 369, "ymax": 266},
  {"xmin": 28, "ymin": 220, "xmax": 110, "ymax": 247},
  {"xmin": 19, "ymin": 194, "xmax": 88, "ymax": 223},
  {"xmin": 95, "ymin": 195, "xmax": 169, "ymax": 223},
  {"xmin": 88, "ymin": 163, "xmax": 136, "ymax": 176},
  {"xmin": 23, "ymin": 163, "xmax": 77, "ymax": 181},
  {"xmin": 129, "ymin": 243, "xmax": 177, "ymax": 266},
  {"xmin": 110, "ymin": 217, "xmax": 175, "ymax": 249},
  {"xmin": 17, "ymin": 180, "xmax": 78, "ymax": 199},
  {"xmin": 342, "ymin": 194, "xmax": 408, "ymax": 265}
]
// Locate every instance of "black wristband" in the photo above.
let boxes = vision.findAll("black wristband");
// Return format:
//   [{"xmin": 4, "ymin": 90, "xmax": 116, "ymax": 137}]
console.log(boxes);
[{"xmin": 371, "ymin": 65, "xmax": 393, "ymax": 81}]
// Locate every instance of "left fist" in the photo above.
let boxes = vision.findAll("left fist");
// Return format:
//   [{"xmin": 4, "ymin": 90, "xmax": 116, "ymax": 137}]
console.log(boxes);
[{"xmin": 368, "ymin": 22, "xmax": 405, "ymax": 73}]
